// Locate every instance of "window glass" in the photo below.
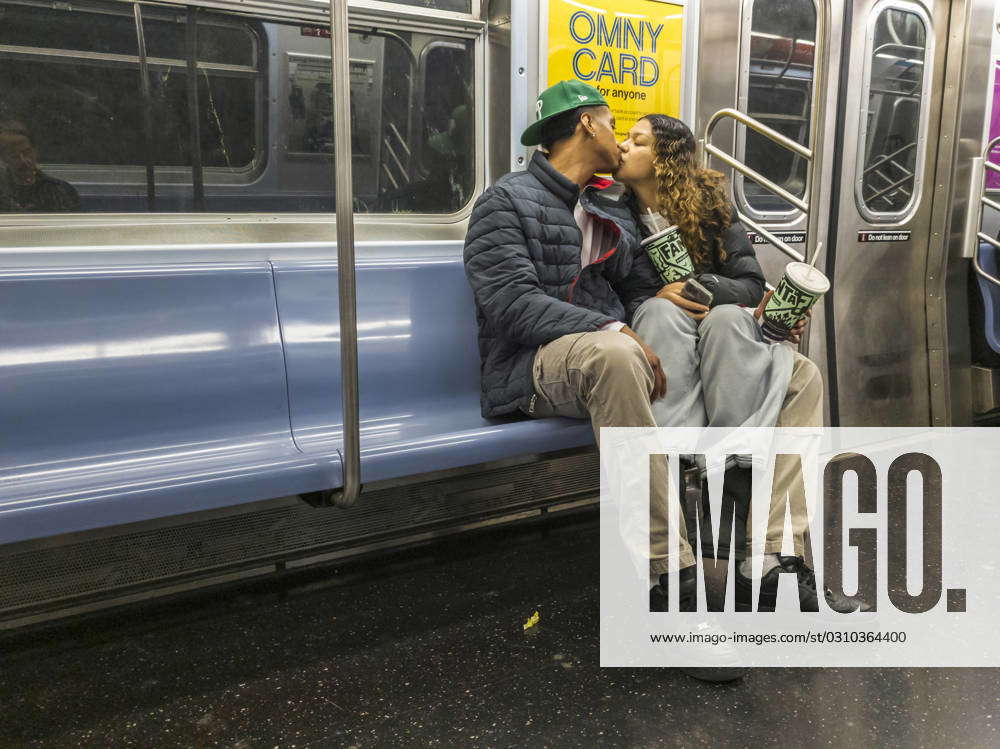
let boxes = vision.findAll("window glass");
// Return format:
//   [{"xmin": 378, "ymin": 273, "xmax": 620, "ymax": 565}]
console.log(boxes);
[
  {"xmin": 1, "ymin": 55, "xmax": 255, "ymax": 171},
  {"xmin": 0, "ymin": 1, "xmax": 138, "ymax": 55},
  {"xmin": 2, "ymin": 58, "xmax": 145, "ymax": 167},
  {"xmin": 388, "ymin": 0, "xmax": 472, "ymax": 13},
  {"xmin": 142, "ymin": 14, "xmax": 256, "ymax": 67},
  {"xmin": 0, "ymin": 2, "xmax": 475, "ymax": 215},
  {"xmin": 740, "ymin": 0, "xmax": 816, "ymax": 215},
  {"xmin": 287, "ymin": 29, "xmax": 475, "ymax": 214},
  {"xmin": 858, "ymin": 7, "xmax": 927, "ymax": 218},
  {"xmin": 0, "ymin": 1, "xmax": 262, "ymax": 213}
]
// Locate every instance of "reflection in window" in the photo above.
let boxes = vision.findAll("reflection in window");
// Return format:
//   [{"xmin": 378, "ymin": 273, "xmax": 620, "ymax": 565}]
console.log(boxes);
[
  {"xmin": 0, "ymin": 1, "xmax": 261, "ymax": 212},
  {"xmin": 740, "ymin": 0, "xmax": 816, "ymax": 215},
  {"xmin": 414, "ymin": 44, "xmax": 473, "ymax": 212},
  {"xmin": 0, "ymin": 119, "xmax": 80, "ymax": 213},
  {"xmin": 286, "ymin": 31, "xmax": 474, "ymax": 214},
  {"xmin": 389, "ymin": 0, "xmax": 472, "ymax": 12},
  {"xmin": 859, "ymin": 7, "xmax": 927, "ymax": 218},
  {"xmin": 0, "ymin": 1, "xmax": 475, "ymax": 215}
]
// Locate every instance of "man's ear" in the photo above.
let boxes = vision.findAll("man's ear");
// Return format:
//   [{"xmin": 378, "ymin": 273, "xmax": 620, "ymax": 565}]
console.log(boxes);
[{"xmin": 578, "ymin": 111, "xmax": 595, "ymax": 137}]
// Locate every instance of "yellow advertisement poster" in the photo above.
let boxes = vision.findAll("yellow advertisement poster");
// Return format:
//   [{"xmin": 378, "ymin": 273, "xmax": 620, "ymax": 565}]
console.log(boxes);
[{"xmin": 547, "ymin": 0, "xmax": 684, "ymax": 140}]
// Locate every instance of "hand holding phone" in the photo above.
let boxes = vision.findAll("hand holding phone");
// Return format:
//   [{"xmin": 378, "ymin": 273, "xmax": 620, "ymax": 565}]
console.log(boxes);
[{"xmin": 680, "ymin": 277, "xmax": 714, "ymax": 308}]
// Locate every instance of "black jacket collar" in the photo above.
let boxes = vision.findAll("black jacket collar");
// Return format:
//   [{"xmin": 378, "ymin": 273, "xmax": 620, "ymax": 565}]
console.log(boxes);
[{"xmin": 527, "ymin": 150, "xmax": 579, "ymax": 210}]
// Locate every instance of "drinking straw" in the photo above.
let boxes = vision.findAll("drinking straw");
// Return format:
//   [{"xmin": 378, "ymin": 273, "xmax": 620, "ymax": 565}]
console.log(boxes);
[
  {"xmin": 645, "ymin": 207, "xmax": 666, "ymax": 234},
  {"xmin": 805, "ymin": 242, "xmax": 823, "ymax": 283}
]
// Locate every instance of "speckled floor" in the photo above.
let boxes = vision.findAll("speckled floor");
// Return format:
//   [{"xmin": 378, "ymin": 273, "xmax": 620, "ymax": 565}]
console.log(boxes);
[{"xmin": 1, "ymin": 511, "xmax": 997, "ymax": 748}]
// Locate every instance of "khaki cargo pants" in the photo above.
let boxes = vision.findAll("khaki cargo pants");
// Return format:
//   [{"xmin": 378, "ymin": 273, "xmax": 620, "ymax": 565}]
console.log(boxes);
[{"xmin": 524, "ymin": 330, "xmax": 822, "ymax": 573}]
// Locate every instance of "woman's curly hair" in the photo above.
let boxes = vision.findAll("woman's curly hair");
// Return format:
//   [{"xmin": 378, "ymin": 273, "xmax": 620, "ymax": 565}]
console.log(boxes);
[{"xmin": 642, "ymin": 114, "xmax": 730, "ymax": 266}]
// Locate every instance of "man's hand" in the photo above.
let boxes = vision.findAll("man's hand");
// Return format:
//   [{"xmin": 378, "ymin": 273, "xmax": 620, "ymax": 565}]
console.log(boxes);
[
  {"xmin": 753, "ymin": 289, "xmax": 811, "ymax": 344},
  {"xmin": 620, "ymin": 326, "xmax": 667, "ymax": 401},
  {"xmin": 655, "ymin": 281, "xmax": 709, "ymax": 321}
]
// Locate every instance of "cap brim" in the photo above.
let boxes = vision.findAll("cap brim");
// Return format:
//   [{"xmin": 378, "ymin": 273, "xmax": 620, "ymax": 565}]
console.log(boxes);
[{"xmin": 519, "ymin": 118, "xmax": 546, "ymax": 147}]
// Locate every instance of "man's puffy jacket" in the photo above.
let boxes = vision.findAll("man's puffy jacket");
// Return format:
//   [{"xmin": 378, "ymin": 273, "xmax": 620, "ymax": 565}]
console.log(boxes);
[{"xmin": 463, "ymin": 151, "xmax": 644, "ymax": 418}]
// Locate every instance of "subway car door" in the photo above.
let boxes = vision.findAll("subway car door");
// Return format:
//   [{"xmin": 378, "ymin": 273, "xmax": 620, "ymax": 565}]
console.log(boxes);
[{"xmin": 826, "ymin": 0, "xmax": 949, "ymax": 426}]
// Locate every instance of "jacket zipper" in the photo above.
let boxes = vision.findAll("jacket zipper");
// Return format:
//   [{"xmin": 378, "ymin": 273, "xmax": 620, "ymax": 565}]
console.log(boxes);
[{"xmin": 567, "ymin": 209, "xmax": 622, "ymax": 304}]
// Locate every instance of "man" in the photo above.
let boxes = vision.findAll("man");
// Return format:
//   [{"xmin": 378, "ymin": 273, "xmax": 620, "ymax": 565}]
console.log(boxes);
[
  {"xmin": 0, "ymin": 121, "xmax": 80, "ymax": 212},
  {"xmin": 463, "ymin": 80, "xmax": 703, "ymax": 620}
]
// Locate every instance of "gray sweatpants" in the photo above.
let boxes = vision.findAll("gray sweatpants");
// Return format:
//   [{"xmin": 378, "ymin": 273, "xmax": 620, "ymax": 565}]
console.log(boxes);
[
  {"xmin": 632, "ymin": 298, "xmax": 821, "ymax": 559},
  {"xmin": 631, "ymin": 298, "xmax": 794, "ymax": 430}
]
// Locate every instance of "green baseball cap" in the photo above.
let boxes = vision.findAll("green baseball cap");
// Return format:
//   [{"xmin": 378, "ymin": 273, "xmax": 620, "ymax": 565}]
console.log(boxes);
[{"xmin": 520, "ymin": 80, "xmax": 609, "ymax": 147}]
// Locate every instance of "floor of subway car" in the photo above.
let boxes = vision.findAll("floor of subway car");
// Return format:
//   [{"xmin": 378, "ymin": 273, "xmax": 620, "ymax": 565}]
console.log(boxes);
[{"xmin": 1, "ymin": 511, "xmax": 998, "ymax": 748}]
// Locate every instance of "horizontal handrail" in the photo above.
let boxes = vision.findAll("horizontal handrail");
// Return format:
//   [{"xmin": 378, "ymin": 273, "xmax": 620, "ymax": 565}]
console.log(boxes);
[
  {"xmin": 982, "ymin": 194, "xmax": 1000, "ymax": 214},
  {"xmin": 703, "ymin": 143, "xmax": 809, "ymax": 214},
  {"xmin": 701, "ymin": 108, "xmax": 812, "ymax": 260},
  {"xmin": 972, "ymin": 137, "xmax": 1000, "ymax": 289},
  {"xmin": 738, "ymin": 211, "xmax": 805, "ymax": 263},
  {"xmin": 704, "ymin": 107, "xmax": 813, "ymax": 160},
  {"xmin": 974, "ymin": 233, "xmax": 1000, "ymax": 289}
]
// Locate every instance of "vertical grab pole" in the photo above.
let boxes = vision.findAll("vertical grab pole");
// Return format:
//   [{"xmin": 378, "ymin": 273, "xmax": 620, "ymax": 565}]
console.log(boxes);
[
  {"xmin": 329, "ymin": 0, "xmax": 361, "ymax": 507},
  {"xmin": 803, "ymin": 1, "xmax": 829, "ymax": 265},
  {"xmin": 133, "ymin": 3, "xmax": 156, "ymax": 211},
  {"xmin": 185, "ymin": 6, "xmax": 205, "ymax": 211}
]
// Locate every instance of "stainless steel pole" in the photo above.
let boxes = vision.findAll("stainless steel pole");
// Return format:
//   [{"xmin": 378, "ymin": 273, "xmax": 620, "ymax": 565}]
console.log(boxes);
[
  {"xmin": 133, "ymin": 3, "xmax": 156, "ymax": 211},
  {"xmin": 804, "ymin": 1, "xmax": 829, "ymax": 266},
  {"xmin": 185, "ymin": 6, "xmax": 205, "ymax": 211},
  {"xmin": 329, "ymin": 0, "xmax": 361, "ymax": 507}
]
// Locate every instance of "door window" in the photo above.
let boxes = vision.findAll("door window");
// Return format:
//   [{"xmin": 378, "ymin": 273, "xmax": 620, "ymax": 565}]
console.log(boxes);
[
  {"xmin": 737, "ymin": 0, "xmax": 817, "ymax": 217},
  {"xmin": 856, "ymin": 3, "xmax": 931, "ymax": 221}
]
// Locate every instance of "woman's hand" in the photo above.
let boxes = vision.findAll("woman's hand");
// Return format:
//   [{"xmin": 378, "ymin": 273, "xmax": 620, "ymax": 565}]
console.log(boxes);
[
  {"xmin": 753, "ymin": 289, "xmax": 811, "ymax": 344},
  {"xmin": 655, "ymin": 281, "xmax": 709, "ymax": 321}
]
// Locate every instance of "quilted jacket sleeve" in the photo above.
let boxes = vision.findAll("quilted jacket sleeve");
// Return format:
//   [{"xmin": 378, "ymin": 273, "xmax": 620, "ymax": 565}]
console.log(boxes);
[
  {"xmin": 464, "ymin": 187, "xmax": 615, "ymax": 346},
  {"xmin": 697, "ymin": 213, "xmax": 766, "ymax": 307}
]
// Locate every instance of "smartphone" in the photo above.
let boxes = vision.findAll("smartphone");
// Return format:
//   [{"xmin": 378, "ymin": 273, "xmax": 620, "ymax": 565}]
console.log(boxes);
[{"xmin": 680, "ymin": 277, "xmax": 714, "ymax": 308}]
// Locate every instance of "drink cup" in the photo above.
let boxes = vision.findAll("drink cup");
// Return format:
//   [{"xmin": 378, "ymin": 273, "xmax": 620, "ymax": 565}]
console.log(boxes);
[
  {"xmin": 640, "ymin": 225, "xmax": 695, "ymax": 284},
  {"xmin": 760, "ymin": 261, "xmax": 830, "ymax": 342}
]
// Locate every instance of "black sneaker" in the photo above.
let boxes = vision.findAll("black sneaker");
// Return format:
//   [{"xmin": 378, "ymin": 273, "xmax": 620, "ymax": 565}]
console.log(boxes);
[
  {"xmin": 736, "ymin": 555, "xmax": 817, "ymax": 612},
  {"xmin": 649, "ymin": 565, "xmax": 697, "ymax": 612},
  {"xmin": 736, "ymin": 556, "xmax": 872, "ymax": 613}
]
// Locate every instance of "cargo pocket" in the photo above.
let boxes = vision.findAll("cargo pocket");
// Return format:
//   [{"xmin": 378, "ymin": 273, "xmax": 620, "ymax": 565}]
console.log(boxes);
[{"xmin": 532, "ymin": 333, "xmax": 589, "ymax": 417}]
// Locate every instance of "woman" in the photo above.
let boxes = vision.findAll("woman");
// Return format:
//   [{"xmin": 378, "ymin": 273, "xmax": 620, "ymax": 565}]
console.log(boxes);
[
  {"xmin": 614, "ymin": 114, "xmax": 861, "ymax": 612},
  {"xmin": 614, "ymin": 113, "xmax": 812, "ymax": 432}
]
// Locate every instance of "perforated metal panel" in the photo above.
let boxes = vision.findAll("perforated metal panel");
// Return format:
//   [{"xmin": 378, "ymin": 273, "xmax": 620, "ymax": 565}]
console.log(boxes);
[{"xmin": 0, "ymin": 451, "xmax": 598, "ymax": 625}]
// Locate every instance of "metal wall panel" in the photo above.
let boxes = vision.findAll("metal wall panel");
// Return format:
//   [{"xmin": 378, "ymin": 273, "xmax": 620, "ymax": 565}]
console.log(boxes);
[
  {"xmin": 928, "ymin": 0, "xmax": 993, "ymax": 425},
  {"xmin": 827, "ymin": 0, "xmax": 948, "ymax": 426}
]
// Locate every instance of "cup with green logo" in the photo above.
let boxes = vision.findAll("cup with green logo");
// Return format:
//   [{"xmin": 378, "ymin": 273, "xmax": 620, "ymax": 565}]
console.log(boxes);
[
  {"xmin": 760, "ymin": 261, "xmax": 830, "ymax": 342},
  {"xmin": 641, "ymin": 225, "xmax": 695, "ymax": 285}
]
